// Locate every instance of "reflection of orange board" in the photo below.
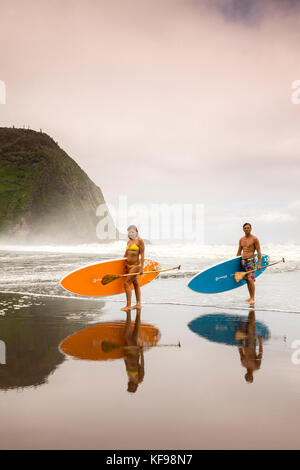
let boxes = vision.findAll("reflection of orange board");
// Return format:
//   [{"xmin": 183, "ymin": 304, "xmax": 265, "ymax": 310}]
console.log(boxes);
[
  {"xmin": 60, "ymin": 258, "xmax": 160, "ymax": 297},
  {"xmin": 59, "ymin": 321, "xmax": 161, "ymax": 361}
]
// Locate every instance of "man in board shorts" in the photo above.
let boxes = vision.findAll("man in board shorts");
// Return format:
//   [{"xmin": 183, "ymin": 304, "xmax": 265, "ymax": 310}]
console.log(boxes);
[{"xmin": 236, "ymin": 223, "xmax": 262, "ymax": 305}]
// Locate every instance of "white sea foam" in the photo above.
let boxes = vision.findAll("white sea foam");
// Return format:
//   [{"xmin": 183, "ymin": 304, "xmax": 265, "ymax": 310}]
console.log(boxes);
[{"xmin": 0, "ymin": 242, "xmax": 299, "ymax": 260}]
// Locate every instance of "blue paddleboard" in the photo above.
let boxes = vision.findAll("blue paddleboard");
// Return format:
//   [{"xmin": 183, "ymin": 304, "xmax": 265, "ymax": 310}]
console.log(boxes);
[
  {"xmin": 188, "ymin": 314, "xmax": 270, "ymax": 347},
  {"xmin": 188, "ymin": 254, "xmax": 270, "ymax": 294}
]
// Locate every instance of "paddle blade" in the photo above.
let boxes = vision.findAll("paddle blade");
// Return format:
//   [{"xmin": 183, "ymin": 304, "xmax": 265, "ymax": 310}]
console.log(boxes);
[
  {"xmin": 101, "ymin": 274, "xmax": 121, "ymax": 285},
  {"xmin": 234, "ymin": 271, "xmax": 246, "ymax": 283},
  {"xmin": 101, "ymin": 340, "xmax": 120, "ymax": 353}
]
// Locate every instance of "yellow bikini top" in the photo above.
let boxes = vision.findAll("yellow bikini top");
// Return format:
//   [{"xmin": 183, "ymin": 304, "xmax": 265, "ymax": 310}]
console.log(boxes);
[
  {"xmin": 126, "ymin": 242, "xmax": 139, "ymax": 251},
  {"xmin": 127, "ymin": 369, "xmax": 138, "ymax": 378}
]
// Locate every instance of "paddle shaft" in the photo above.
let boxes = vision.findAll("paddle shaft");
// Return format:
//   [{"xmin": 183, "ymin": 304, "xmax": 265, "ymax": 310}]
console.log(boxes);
[
  {"xmin": 110, "ymin": 265, "xmax": 181, "ymax": 279},
  {"xmin": 242, "ymin": 258, "xmax": 285, "ymax": 275},
  {"xmin": 102, "ymin": 341, "xmax": 181, "ymax": 351},
  {"xmin": 124, "ymin": 343, "xmax": 181, "ymax": 349}
]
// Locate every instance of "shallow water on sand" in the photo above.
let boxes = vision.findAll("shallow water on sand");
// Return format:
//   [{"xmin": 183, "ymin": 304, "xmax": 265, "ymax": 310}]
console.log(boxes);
[
  {"xmin": 0, "ymin": 248, "xmax": 299, "ymax": 449},
  {"xmin": 0, "ymin": 287, "xmax": 300, "ymax": 449}
]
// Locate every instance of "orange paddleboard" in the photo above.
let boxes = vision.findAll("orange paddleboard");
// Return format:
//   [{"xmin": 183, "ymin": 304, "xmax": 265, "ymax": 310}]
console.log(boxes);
[
  {"xmin": 60, "ymin": 258, "xmax": 160, "ymax": 297},
  {"xmin": 59, "ymin": 321, "xmax": 161, "ymax": 361}
]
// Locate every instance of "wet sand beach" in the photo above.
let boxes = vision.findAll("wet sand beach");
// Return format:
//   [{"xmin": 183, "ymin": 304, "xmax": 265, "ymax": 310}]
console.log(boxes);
[{"xmin": 0, "ymin": 284, "xmax": 299, "ymax": 450}]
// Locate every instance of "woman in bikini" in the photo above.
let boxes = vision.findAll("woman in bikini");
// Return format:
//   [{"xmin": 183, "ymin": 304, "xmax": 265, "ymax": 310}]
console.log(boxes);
[{"xmin": 121, "ymin": 225, "xmax": 145, "ymax": 312}]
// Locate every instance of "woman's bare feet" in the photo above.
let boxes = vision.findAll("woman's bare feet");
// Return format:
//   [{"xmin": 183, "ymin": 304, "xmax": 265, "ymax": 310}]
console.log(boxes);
[
  {"xmin": 131, "ymin": 303, "xmax": 141, "ymax": 310},
  {"xmin": 121, "ymin": 306, "xmax": 132, "ymax": 311},
  {"xmin": 248, "ymin": 298, "xmax": 255, "ymax": 305}
]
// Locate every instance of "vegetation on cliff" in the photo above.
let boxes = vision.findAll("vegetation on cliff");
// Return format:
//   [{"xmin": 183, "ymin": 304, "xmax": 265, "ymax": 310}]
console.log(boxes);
[{"xmin": 0, "ymin": 128, "xmax": 117, "ymax": 243}]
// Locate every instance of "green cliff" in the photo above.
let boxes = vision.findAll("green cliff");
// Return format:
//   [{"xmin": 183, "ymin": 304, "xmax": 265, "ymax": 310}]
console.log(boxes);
[{"xmin": 0, "ymin": 127, "xmax": 118, "ymax": 244}]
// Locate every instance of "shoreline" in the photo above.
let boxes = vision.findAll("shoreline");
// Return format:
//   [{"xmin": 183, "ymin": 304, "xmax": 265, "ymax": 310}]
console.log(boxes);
[
  {"xmin": 0, "ymin": 293, "xmax": 299, "ymax": 450},
  {"xmin": 0, "ymin": 290, "xmax": 299, "ymax": 314}
]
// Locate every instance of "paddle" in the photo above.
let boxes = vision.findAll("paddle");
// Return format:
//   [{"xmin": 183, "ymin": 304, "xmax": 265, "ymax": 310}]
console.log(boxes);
[
  {"xmin": 101, "ymin": 340, "xmax": 181, "ymax": 353},
  {"xmin": 234, "ymin": 258, "xmax": 285, "ymax": 283},
  {"xmin": 100, "ymin": 265, "xmax": 181, "ymax": 285}
]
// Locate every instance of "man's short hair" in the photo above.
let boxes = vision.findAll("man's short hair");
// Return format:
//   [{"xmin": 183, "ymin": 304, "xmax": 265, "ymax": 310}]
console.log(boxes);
[{"xmin": 243, "ymin": 222, "xmax": 252, "ymax": 229}]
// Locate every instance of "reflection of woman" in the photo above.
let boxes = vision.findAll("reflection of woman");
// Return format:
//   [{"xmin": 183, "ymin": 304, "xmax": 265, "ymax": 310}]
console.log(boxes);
[
  {"xmin": 237, "ymin": 310, "xmax": 263, "ymax": 383},
  {"xmin": 123, "ymin": 307, "xmax": 145, "ymax": 393},
  {"xmin": 121, "ymin": 225, "xmax": 145, "ymax": 312}
]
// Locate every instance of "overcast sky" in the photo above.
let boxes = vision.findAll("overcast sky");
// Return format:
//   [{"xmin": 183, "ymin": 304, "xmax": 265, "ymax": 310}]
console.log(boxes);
[{"xmin": 0, "ymin": 0, "xmax": 299, "ymax": 243}]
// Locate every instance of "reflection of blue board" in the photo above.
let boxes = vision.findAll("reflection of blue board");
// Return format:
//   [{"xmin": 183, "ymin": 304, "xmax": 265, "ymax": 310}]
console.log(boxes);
[
  {"xmin": 188, "ymin": 314, "xmax": 270, "ymax": 346},
  {"xmin": 188, "ymin": 254, "xmax": 270, "ymax": 294}
]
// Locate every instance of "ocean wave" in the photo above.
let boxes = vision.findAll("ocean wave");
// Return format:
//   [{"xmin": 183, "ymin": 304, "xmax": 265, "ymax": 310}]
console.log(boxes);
[
  {"xmin": 0, "ymin": 241, "xmax": 299, "ymax": 259},
  {"xmin": 0, "ymin": 256, "xmax": 299, "ymax": 287},
  {"xmin": 157, "ymin": 263, "xmax": 300, "ymax": 278}
]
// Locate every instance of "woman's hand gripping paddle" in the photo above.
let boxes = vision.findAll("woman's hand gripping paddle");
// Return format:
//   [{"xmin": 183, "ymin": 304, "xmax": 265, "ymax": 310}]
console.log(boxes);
[{"xmin": 101, "ymin": 265, "xmax": 181, "ymax": 285}]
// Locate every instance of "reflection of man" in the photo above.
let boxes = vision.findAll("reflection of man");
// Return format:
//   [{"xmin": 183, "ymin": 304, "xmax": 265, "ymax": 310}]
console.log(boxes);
[
  {"xmin": 237, "ymin": 222, "xmax": 262, "ymax": 305},
  {"xmin": 123, "ymin": 307, "xmax": 144, "ymax": 393},
  {"xmin": 236, "ymin": 310, "xmax": 263, "ymax": 383}
]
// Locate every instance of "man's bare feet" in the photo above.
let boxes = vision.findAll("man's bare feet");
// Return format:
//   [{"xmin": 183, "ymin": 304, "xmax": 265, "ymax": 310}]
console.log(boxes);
[
  {"xmin": 244, "ymin": 298, "xmax": 251, "ymax": 303},
  {"xmin": 248, "ymin": 298, "xmax": 255, "ymax": 305},
  {"xmin": 121, "ymin": 306, "xmax": 132, "ymax": 311},
  {"xmin": 131, "ymin": 303, "xmax": 141, "ymax": 310}
]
